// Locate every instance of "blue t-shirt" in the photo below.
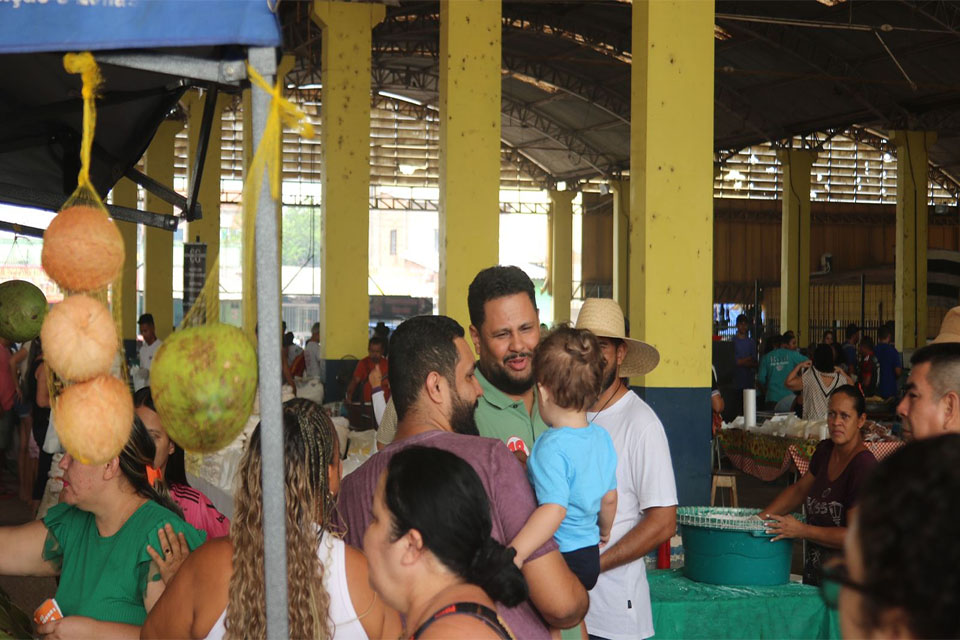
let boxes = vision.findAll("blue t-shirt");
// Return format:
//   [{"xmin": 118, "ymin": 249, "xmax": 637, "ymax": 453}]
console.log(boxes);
[
  {"xmin": 842, "ymin": 343, "xmax": 859, "ymax": 370},
  {"xmin": 526, "ymin": 423, "xmax": 617, "ymax": 552},
  {"xmin": 732, "ymin": 335, "xmax": 757, "ymax": 390},
  {"xmin": 758, "ymin": 348, "xmax": 808, "ymax": 403},
  {"xmin": 874, "ymin": 342, "xmax": 902, "ymax": 399}
]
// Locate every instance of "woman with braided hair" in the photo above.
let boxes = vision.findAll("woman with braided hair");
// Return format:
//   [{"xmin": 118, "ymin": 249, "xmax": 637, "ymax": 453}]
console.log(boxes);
[
  {"xmin": 364, "ymin": 446, "xmax": 528, "ymax": 639},
  {"xmin": 142, "ymin": 398, "xmax": 399, "ymax": 639}
]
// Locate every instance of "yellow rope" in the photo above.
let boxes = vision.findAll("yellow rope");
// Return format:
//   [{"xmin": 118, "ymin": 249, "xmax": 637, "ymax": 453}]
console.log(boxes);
[
  {"xmin": 241, "ymin": 64, "xmax": 315, "ymax": 339},
  {"xmin": 62, "ymin": 52, "xmax": 105, "ymax": 208}
]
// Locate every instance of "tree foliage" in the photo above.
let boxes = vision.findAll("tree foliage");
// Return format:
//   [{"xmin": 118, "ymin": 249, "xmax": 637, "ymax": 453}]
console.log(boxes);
[{"xmin": 281, "ymin": 206, "xmax": 322, "ymax": 266}]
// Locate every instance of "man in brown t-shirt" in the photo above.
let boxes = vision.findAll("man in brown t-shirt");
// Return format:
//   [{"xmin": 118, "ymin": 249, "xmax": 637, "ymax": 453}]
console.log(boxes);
[{"xmin": 338, "ymin": 315, "xmax": 587, "ymax": 638}]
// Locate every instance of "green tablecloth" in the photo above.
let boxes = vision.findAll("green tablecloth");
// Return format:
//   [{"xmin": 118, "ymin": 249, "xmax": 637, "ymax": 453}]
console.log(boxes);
[{"xmin": 649, "ymin": 569, "xmax": 841, "ymax": 639}]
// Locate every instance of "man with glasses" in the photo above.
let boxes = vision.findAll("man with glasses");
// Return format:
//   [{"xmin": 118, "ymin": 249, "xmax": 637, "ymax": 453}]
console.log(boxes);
[{"xmin": 896, "ymin": 342, "xmax": 960, "ymax": 440}]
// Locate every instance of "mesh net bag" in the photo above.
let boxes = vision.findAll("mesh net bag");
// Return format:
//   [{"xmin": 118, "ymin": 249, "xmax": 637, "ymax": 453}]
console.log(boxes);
[
  {"xmin": 40, "ymin": 53, "xmax": 132, "ymax": 465},
  {"xmin": 149, "ymin": 62, "xmax": 314, "ymax": 455}
]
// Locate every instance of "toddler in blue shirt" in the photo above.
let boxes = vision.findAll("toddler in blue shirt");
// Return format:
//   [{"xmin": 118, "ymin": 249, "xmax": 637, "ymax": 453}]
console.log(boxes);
[{"xmin": 510, "ymin": 326, "xmax": 618, "ymax": 590}]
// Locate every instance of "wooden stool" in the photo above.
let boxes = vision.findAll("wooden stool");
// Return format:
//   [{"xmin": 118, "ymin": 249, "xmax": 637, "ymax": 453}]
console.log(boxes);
[{"xmin": 711, "ymin": 471, "xmax": 739, "ymax": 507}]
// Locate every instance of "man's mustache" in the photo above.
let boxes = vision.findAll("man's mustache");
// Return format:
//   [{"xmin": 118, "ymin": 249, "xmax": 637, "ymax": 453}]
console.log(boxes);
[{"xmin": 503, "ymin": 352, "xmax": 534, "ymax": 364}]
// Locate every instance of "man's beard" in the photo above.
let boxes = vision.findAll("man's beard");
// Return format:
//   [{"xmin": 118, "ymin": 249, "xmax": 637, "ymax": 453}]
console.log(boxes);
[
  {"xmin": 450, "ymin": 391, "xmax": 480, "ymax": 436},
  {"xmin": 479, "ymin": 353, "xmax": 536, "ymax": 396},
  {"xmin": 601, "ymin": 367, "xmax": 619, "ymax": 393}
]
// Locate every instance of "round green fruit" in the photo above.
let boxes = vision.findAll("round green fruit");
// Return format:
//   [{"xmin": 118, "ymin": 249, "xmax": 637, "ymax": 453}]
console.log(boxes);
[
  {"xmin": 151, "ymin": 323, "xmax": 258, "ymax": 453},
  {"xmin": 0, "ymin": 280, "xmax": 48, "ymax": 342}
]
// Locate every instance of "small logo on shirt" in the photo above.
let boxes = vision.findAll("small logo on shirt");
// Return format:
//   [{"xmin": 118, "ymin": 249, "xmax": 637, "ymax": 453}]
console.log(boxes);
[{"xmin": 506, "ymin": 436, "xmax": 530, "ymax": 456}]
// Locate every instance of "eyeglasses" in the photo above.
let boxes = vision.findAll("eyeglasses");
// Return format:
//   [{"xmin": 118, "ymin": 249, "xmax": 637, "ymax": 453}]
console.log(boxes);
[{"xmin": 818, "ymin": 561, "xmax": 870, "ymax": 609}]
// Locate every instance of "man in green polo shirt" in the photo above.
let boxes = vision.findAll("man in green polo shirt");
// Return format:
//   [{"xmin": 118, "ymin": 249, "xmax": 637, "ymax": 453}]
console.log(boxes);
[{"xmin": 468, "ymin": 265, "xmax": 548, "ymax": 461}]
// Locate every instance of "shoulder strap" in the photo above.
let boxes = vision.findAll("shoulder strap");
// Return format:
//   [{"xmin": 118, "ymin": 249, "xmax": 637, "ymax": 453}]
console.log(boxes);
[{"xmin": 410, "ymin": 602, "xmax": 514, "ymax": 640}]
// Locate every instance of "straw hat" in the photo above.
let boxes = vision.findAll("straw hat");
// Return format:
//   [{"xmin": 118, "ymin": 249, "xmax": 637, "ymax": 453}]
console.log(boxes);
[
  {"xmin": 932, "ymin": 306, "xmax": 960, "ymax": 343},
  {"xmin": 574, "ymin": 298, "xmax": 660, "ymax": 376}
]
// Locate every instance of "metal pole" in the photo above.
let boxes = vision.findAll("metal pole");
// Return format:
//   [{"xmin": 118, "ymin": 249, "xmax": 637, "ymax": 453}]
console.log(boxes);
[
  {"xmin": 248, "ymin": 46, "xmax": 289, "ymax": 640},
  {"xmin": 754, "ymin": 279, "xmax": 760, "ymax": 386},
  {"xmin": 860, "ymin": 273, "xmax": 866, "ymax": 338}
]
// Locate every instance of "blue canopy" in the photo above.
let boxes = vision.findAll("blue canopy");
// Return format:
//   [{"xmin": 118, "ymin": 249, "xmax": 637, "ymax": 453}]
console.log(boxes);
[
  {"xmin": 0, "ymin": 0, "xmax": 281, "ymax": 219},
  {"xmin": 0, "ymin": 0, "xmax": 281, "ymax": 53}
]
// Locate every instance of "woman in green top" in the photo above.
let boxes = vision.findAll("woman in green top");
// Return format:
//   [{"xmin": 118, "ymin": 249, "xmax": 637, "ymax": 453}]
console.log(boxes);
[{"xmin": 0, "ymin": 415, "xmax": 205, "ymax": 638}]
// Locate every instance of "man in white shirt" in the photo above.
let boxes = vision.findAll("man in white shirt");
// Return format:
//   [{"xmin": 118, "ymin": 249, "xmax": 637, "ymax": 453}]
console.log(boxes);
[
  {"xmin": 575, "ymin": 298, "xmax": 678, "ymax": 640},
  {"xmin": 304, "ymin": 322, "xmax": 323, "ymax": 380},
  {"xmin": 138, "ymin": 313, "xmax": 163, "ymax": 387}
]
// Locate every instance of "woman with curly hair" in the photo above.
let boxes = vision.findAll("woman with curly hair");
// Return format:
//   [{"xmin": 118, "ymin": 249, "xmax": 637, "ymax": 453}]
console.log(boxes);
[
  {"xmin": 364, "ymin": 446, "xmax": 528, "ymax": 638},
  {"xmin": 829, "ymin": 434, "xmax": 960, "ymax": 639},
  {"xmin": 142, "ymin": 398, "xmax": 399, "ymax": 639}
]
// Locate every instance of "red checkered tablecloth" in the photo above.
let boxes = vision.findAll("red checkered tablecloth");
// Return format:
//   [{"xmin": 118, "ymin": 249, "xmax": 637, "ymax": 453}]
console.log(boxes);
[
  {"xmin": 717, "ymin": 429, "xmax": 810, "ymax": 481},
  {"xmin": 788, "ymin": 440, "xmax": 905, "ymax": 475},
  {"xmin": 718, "ymin": 428, "xmax": 904, "ymax": 481}
]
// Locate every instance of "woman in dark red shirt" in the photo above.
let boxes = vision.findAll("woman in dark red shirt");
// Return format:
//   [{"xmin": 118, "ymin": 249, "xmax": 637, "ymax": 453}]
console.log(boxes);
[{"xmin": 761, "ymin": 385, "xmax": 877, "ymax": 584}]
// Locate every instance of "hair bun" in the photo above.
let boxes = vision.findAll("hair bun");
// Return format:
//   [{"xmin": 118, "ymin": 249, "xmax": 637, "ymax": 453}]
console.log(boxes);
[{"xmin": 466, "ymin": 538, "xmax": 528, "ymax": 607}]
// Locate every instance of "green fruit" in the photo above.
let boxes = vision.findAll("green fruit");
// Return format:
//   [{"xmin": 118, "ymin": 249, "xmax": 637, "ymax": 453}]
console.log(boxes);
[
  {"xmin": 0, "ymin": 280, "xmax": 48, "ymax": 342},
  {"xmin": 151, "ymin": 323, "xmax": 258, "ymax": 453}
]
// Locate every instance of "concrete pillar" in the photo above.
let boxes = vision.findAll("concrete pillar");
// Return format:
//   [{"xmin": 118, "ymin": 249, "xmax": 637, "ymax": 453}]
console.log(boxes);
[
  {"xmin": 143, "ymin": 120, "xmax": 180, "ymax": 339},
  {"xmin": 893, "ymin": 130, "xmax": 936, "ymax": 349},
  {"xmin": 629, "ymin": 0, "xmax": 714, "ymax": 505},
  {"xmin": 438, "ymin": 0, "xmax": 502, "ymax": 332},
  {"xmin": 777, "ymin": 148, "xmax": 816, "ymax": 342},
  {"xmin": 611, "ymin": 179, "xmax": 630, "ymax": 308},
  {"xmin": 185, "ymin": 89, "xmax": 229, "ymax": 321},
  {"xmin": 111, "ymin": 178, "xmax": 139, "ymax": 347},
  {"xmin": 312, "ymin": 1, "xmax": 384, "ymax": 358},
  {"xmin": 550, "ymin": 190, "xmax": 575, "ymax": 325}
]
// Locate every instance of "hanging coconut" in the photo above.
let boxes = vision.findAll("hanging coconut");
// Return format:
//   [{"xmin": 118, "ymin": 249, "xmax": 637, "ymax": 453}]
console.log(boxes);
[
  {"xmin": 41, "ymin": 204, "xmax": 124, "ymax": 292},
  {"xmin": 54, "ymin": 375, "xmax": 133, "ymax": 465},
  {"xmin": 40, "ymin": 295, "xmax": 117, "ymax": 382},
  {"xmin": 0, "ymin": 280, "xmax": 48, "ymax": 342},
  {"xmin": 151, "ymin": 323, "xmax": 258, "ymax": 453}
]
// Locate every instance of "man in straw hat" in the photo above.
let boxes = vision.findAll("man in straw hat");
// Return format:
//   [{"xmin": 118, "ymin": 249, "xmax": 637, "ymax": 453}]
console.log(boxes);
[{"xmin": 575, "ymin": 298, "xmax": 677, "ymax": 640}]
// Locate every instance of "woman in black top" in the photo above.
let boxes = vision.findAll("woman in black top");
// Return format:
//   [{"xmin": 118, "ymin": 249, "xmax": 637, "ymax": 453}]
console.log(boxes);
[
  {"xmin": 364, "ymin": 447, "xmax": 527, "ymax": 639},
  {"xmin": 760, "ymin": 385, "xmax": 877, "ymax": 584}
]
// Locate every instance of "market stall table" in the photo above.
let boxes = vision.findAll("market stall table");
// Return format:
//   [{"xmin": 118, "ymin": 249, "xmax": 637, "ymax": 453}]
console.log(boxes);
[
  {"xmin": 718, "ymin": 428, "xmax": 903, "ymax": 481},
  {"xmin": 649, "ymin": 569, "xmax": 840, "ymax": 639}
]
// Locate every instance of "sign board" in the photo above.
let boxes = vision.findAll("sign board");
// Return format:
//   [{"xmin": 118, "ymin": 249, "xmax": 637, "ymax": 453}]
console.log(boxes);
[
  {"xmin": 369, "ymin": 295, "xmax": 433, "ymax": 321},
  {"xmin": 183, "ymin": 242, "xmax": 206, "ymax": 319}
]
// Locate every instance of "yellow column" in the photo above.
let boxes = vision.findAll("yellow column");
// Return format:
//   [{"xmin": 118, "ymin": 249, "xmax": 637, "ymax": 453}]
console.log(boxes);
[
  {"xmin": 611, "ymin": 179, "xmax": 630, "ymax": 308},
  {"xmin": 630, "ymin": 0, "xmax": 713, "ymax": 387},
  {"xmin": 438, "ymin": 0, "xmax": 502, "ymax": 331},
  {"xmin": 550, "ymin": 190, "xmax": 574, "ymax": 325},
  {"xmin": 777, "ymin": 148, "xmax": 816, "ymax": 342},
  {"xmin": 629, "ymin": 0, "xmax": 714, "ymax": 506},
  {"xmin": 111, "ymin": 178, "xmax": 139, "ymax": 343},
  {"xmin": 312, "ymin": 1, "xmax": 384, "ymax": 358},
  {"xmin": 241, "ymin": 89, "xmax": 256, "ymax": 338},
  {"xmin": 143, "ymin": 121, "xmax": 180, "ymax": 340},
  {"xmin": 894, "ymin": 130, "xmax": 935, "ymax": 349},
  {"xmin": 185, "ymin": 89, "xmax": 229, "ymax": 321}
]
